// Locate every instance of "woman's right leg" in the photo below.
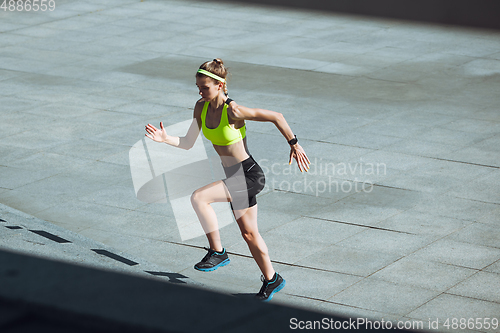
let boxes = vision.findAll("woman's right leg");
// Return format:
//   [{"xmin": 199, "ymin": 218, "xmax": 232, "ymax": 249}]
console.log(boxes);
[{"xmin": 190, "ymin": 180, "xmax": 232, "ymax": 252}]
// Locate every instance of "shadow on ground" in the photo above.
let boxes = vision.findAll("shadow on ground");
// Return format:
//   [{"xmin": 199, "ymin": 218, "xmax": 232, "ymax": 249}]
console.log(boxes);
[{"xmin": 0, "ymin": 249, "xmax": 417, "ymax": 332}]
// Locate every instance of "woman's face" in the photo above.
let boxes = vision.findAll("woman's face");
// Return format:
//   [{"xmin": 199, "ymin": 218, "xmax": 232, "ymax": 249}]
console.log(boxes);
[{"xmin": 196, "ymin": 76, "xmax": 222, "ymax": 101}]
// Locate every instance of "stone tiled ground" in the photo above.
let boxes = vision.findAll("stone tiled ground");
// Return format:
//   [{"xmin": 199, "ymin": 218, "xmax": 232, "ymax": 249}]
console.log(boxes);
[{"xmin": 0, "ymin": 0, "xmax": 499, "ymax": 331}]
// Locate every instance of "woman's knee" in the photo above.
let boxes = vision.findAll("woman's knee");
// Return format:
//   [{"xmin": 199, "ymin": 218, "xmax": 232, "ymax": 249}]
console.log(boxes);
[
  {"xmin": 190, "ymin": 189, "xmax": 204, "ymax": 206},
  {"xmin": 241, "ymin": 229, "xmax": 259, "ymax": 244}
]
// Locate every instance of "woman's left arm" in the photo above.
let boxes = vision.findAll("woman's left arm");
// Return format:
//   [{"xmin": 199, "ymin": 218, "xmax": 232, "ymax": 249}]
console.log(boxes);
[{"xmin": 228, "ymin": 103, "xmax": 311, "ymax": 172}]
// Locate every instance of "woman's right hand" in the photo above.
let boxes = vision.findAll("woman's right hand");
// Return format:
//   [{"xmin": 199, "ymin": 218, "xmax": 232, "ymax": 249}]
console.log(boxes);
[{"xmin": 145, "ymin": 122, "xmax": 167, "ymax": 143}]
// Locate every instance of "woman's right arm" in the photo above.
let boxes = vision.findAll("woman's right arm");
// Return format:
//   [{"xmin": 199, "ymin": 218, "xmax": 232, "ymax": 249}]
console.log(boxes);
[{"xmin": 145, "ymin": 102, "xmax": 202, "ymax": 150}]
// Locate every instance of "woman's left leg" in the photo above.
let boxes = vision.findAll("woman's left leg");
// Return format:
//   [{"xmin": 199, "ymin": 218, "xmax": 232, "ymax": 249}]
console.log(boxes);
[{"xmin": 234, "ymin": 204, "xmax": 275, "ymax": 281}]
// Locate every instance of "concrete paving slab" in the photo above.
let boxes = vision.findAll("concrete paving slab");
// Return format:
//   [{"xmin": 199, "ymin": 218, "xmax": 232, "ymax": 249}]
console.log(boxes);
[
  {"xmin": 484, "ymin": 260, "xmax": 500, "ymax": 274},
  {"xmin": 78, "ymin": 185, "xmax": 146, "ymax": 211},
  {"xmin": 407, "ymin": 293, "xmax": 500, "ymax": 329},
  {"xmin": 2, "ymin": 152, "xmax": 92, "ymax": 174},
  {"xmin": 0, "ymin": 166, "xmax": 58, "ymax": 190},
  {"xmin": 409, "ymin": 238, "xmax": 500, "ymax": 270},
  {"xmin": 371, "ymin": 257, "xmax": 478, "ymax": 292},
  {"xmin": 337, "ymin": 228, "xmax": 436, "ymax": 256},
  {"xmin": 447, "ymin": 271, "xmax": 500, "ymax": 304},
  {"xmin": 382, "ymin": 160, "xmax": 495, "ymax": 194},
  {"xmin": 377, "ymin": 210, "xmax": 473, "ymax": 236},
  {"xmin": 330, "ymin": 277, "xmax": 440, "ymax": 316},
  {"xmin": 275, "ymin": 294, "xmax": 404, "ymax": 325},
  {"xmin": 229, "ymin": 229, "xmax": 328, "ymax": 264},
  {"xmin": 412, "ymin": 195, "xmax": 499, "ymax": 222},
  {"xmin": 446, "ymin": 146, "xmax": 500, "ymax": 168},
  {"xmin": 34, "ymin": 200, "xmax": 131, "ymax": 231},
  {"xmin": 93, "ymin": 209, "xmax": 179, "ymax": 241},
  {"xmin": 294, "ymin": 244, "xmax": 401, "ymax": 277},
  {"xmin": 0, "ymin": 188, "xmax": 73, "ymax": 217},
  {"xmin": 477, "ymin": 204, "xmax": 500, "ymax": 226},
  {"xmin": 0, "ymin": 70, "xmax": 27, "ymax": 83},
  {"xmin": 309, "ymin": 200, "xmax": 405, "ymax": 227},
  {"xmin": 415, "ymin": 127, "xmax": 493, "ymax": 147},
  {"xmin": 329, "ymin": 129, "xmax": 404, "ymax": 150},
  {"xmin": 440, "ymin": 117, "xmax": 500, "ymax": 135},
  {"xmin": 0, "ymin": 129, "xmax": 69, "ymax": 152},
  {"xmin": 468, "ymin": 134, "xmax": 500, "ymax": 152},
  {"xmin": 265, "ymin": 216, "xmax": 366, "ymax": 246},
  {"xmin": 11, "ymin": 175, "xmax": 110, "ymax": 204},
  {"xmin": 124, "ymin": 238, "xmax": 201, "ymax": 274},
  {"xmin": 447, "ymin": 170, "xmax": 500, "ymax": 204},
  {"xmin": 384, "ymin": 139, "xmax": 463, "ymax": 159},
  {"xmin": 306, "ymin": 140, "xmax": 375, "ymax": 163},
  {"xmin": 446, "ymin": 222, "xmax": 500, "ymax": 249},
  {"xmin": 356, "ymin": 150, "xmax": 431, "ymax": 172},
  {"xmin": 46, "ymin": 140, "xmax": 131, "ymax": 162},
  {"xmin": 253, "ymin": 189, "xmax": 334, "ymax": 216},
  {"xmin": 278, "ymin": 265, "xmax": 362, "ymax": 300},
  {"xmin": 339, "ymin": 185, "xmax": 423, "ymax": 210}
]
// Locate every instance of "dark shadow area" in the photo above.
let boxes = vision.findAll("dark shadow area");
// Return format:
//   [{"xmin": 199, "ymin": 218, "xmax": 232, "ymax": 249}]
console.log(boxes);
[
  {"xmin": 29, "ymin": 230, "xmax": 71, "ymax": 244},
  {"xmin": 91, "ymin": 249, "xmax": 139, "ymax": 266},
  {"xmin": 0, "ymin": 249, "xmax": 420, "ymax": 332},
  {"xmin": 221, "ymin": 0, "xmax": 500, "ymax": 30},
  {"xmin": 0, "ymin": 296, "xmax": 167, "ymax": 333},
  {"xmin": 232, "ymin": 292, "xmax": 258, "ymax": 300},
  {"xmin": 145, "ymin": 271, "xmax": 189, "ymax": 284}
]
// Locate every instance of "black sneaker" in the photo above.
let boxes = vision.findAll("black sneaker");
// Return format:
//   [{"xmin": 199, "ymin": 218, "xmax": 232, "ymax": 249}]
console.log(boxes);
[
  {"xmin": 255, "ymin": 273, "xmax": 285, "ymax": 302},
  {"xmin": 194, "ymin": 247, "xmax": 230, "ymax": 272}
]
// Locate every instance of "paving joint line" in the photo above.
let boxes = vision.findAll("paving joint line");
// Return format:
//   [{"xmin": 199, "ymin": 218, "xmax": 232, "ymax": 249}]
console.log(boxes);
[
  {"xmin": 443, "ymin": 292, "xmax": 500, "ymax": 305},
  {"xmin": 303, "ymin": 216, "xmax": 416, "ymax": 235},
  {"xmin": 399, "ymin": 291, "xmax": 446, "ymax": 322},
  {"xmin": 430, "ymin": 156, "xmax": 499, "ymax": 169},
  {"xmin": 371, "ymin": 183, "xmax": 418, "ymax": 192},
  {"xmin": 316, "ymin": 139, "xmax": 500, "ymax": 170}
]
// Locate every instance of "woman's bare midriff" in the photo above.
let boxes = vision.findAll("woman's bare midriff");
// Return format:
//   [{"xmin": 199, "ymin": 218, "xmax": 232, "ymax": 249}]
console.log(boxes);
[{"xmin": 213, "ymin": 138, "xmax": 250, "ymax": 168}]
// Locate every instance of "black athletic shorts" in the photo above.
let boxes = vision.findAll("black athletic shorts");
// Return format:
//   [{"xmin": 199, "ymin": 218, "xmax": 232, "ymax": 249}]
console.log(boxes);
[{"xmin": 222, "ymin": 155, "xmax": 265, "ymax": 210}]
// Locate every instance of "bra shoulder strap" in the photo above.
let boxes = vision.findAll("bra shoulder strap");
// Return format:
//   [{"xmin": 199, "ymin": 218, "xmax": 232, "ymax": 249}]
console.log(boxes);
[{"xmin": 201, "ymin": 101, "xmax": 209, "ymax": 122}]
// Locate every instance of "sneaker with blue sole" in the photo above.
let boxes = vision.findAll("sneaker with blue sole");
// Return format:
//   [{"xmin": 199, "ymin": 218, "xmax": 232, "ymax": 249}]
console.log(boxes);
[
  {"xmin": 255, "ymin": 272, "xmax": 285, "ymax": 302},
  {"xmin": 194, "ymin": 247, "xmax": 230, "ymax": 272}
]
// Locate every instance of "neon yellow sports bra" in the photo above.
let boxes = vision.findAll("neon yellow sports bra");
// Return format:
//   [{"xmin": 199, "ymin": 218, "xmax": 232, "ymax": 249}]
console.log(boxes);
[{"xmin": 201, "ymin": 101, "xmax": 246, "ymax": 146}]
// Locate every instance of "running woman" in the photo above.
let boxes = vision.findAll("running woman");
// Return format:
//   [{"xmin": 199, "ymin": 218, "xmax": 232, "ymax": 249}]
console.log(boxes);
[{"xmin": 145, "ymin": 59, "xmax": 310, "ymax": 301}]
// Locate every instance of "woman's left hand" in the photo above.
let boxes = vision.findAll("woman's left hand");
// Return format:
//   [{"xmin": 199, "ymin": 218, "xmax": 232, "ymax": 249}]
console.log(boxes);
[{"xmin": 289, "ymin": 144, "xmax": 311, "ymax": 172}]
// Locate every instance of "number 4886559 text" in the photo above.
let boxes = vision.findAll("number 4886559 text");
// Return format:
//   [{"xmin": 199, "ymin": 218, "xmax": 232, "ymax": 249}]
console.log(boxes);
[{"xmin": 1, "ymin": 0, "xmax": 56, "ymax": 11}]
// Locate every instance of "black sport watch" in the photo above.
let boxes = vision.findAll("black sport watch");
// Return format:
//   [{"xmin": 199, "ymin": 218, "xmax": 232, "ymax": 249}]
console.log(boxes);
[{"xmin": 288, "ymin": 135, "xmax": 298, "ymax": 146}]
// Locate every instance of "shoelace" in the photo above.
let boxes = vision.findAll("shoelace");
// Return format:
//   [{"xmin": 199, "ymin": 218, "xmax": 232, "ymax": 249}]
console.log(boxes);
[
  {"xmin": 258, "ymin": 275, "xmax": 270, "ymax": 295},
  {"xmin": 202, "ymin": 247, "xmax": 215, "ymax": 261}
]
